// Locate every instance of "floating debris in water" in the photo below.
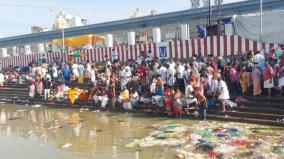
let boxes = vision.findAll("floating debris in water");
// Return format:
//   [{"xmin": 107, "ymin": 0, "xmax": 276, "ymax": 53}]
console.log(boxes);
[
  {"xmin": 16, "ymin": 109, "xmax": 27, "ymax": 112},
  {"xmin": 62, "ymin": 143, "xmax": 72, "ymax": 148},
  {"xmin": 8, "ymin": 117, "xmax": 22, "ymax": 120},
  {"xmin": 32, "ymin": 104, "xmax": 42, "ymax": 108},
  {"xmin": 125, "ymin": 121, "xmax": 284, "ymax": 159},
  {"xmin": 126, "ymin": 124, "xmax": 188, "ymax": 148}
]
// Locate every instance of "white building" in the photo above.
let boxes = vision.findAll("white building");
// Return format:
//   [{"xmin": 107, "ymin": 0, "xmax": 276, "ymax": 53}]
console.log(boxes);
[{"xmin": 52, "ymin": 11, "xmax": 88, "ymax": 29}]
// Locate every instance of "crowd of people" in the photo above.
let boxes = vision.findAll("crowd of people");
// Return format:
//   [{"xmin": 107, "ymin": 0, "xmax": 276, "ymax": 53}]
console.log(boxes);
[{"xmin": 1, "ymin": 46, "xmax": 284, "ymax": 119}]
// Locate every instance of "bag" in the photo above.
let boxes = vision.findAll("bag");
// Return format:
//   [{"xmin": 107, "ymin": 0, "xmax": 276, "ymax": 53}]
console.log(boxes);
[
  {"xmin": 225, "ymin": 100, "xmax": 238, "ymax": 108},
  {"xmin": 152, "ymin": 96, "xmax": 163, "ymax": 107},
  {"xmin": 123, "ymin": 102, "xmax": 132, "ymax": 110}
]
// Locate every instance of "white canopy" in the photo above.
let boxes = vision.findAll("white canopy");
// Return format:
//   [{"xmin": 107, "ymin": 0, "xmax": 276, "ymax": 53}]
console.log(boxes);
[{"xmin": 233, "ymin": 10, "xmax": 284, "ymax": 44}]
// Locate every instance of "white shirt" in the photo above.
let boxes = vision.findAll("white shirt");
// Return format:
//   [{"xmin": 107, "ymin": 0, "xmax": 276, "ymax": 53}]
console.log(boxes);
[
  {"xmin": 52, "ymin": 66, "xmax": 58, "ymax": 78},
  {"xmin": 112, "ymin": 51, "xmax": 118, "ymax": 61},
  {"xmin": 72, "ymin": 63, "xmax": 79, "ymax": 77},
  {"xmin": 208, "ymin": 79, "xmax": 218, "ymax": 95},
  {"xmin": 122, "ymin": 70, "xmax": 132, "ymax": 78},
  {"xmin": 137, "ymin": 56, "xmax": 145, "ymax": 65},
  {"xmin": 86, "ymin": 63, "xmax": 91, "ymax": 72},
  {"xmin": 185, "ymin": 84, "xmax": 194, "ymax": 98},
  {"xmin": 218, "ymin": 80, "xmax": 230, "ymax": 100},
  {"xmin": 90, "ymin": 70, "xmax": 96, "ymax": 82},
  {"xmin": 0, "ymin": 73, "xmax": 4, "ymax": 82},
  {"xmin": 184, "ymin": 69, "xmax": 191, "ymax": 84},
  {"xmin": 158, "ymin": 66, "xmax": 167, "ymax": 82},
  {"xmin": 168, "ymin": 62, "xmax": 176, "ymax": 70},
  {"xmin": 254, "ymin": 54, "xmax": 265, "ymax": 72},
  {"xmin": 177, "ymin": 64, "xmax": 185, "ymax": 79}
]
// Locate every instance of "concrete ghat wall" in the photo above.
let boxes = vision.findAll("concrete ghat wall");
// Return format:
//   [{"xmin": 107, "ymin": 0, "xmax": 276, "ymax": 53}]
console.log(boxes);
[{"xmin": 0, "ymin": 35, "xmax": 280, "ymax": 68}]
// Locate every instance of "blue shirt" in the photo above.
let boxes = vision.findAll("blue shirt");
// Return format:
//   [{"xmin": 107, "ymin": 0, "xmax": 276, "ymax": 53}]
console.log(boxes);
[{"xmin": 63, "ymin": 68, "xmax": 71, "ymax": 78}]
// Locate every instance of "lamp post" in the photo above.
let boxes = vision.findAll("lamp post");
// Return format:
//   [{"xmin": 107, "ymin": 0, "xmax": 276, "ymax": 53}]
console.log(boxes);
[
  {"xmin": 218, "ymin": 0, "xmax": 221, "ymax": 35},
  {"xmin": 62, "ymin": 27, "xmax": 65, "ymax": 54},
  {"xmin": 208, "ymin": 0, "xmax": 211, "ymax": 36},
  {"xmin": 260, "ymin": 0, "xmax": 263, "ymax": 45}
]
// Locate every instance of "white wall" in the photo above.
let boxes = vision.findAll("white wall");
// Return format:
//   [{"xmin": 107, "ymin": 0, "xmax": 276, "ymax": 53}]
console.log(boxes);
[
  {"xmin": 127, "ymin": 32, "xmax": 136, "ymax": 45},
  {"xmin": 153, "ymin": 28, "xmax": 161, "ymax": 43}
]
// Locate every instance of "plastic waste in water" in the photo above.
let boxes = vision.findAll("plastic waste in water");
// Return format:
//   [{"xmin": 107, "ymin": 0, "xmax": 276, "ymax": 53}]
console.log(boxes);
[
  {"xmin": 273, "ymin": 145, "xmax": 284, "ymax": 153},
  {"xmin": 32, "ymin": 104, "xmax": 42, "ymax": 108},
  {"xmin": 62, "ymin": 143, "xmax": 72, "ymax": 148},
  {"xmin": 208, "ymin": 150, "xmax": 217, "ymax": 158},
  {"xmin": 227, "ymin": 140, "xmax": 252, "ymax": 146}
]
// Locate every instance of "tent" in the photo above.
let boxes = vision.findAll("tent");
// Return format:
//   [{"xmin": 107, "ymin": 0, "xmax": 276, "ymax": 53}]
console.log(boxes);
[
  {"xmin": 52, "ymin": 34, "xmax": 105, "ymax": 47},
  {"xmin": 233, "ymin": 10, "xmax": 284, "ymax": 44}
]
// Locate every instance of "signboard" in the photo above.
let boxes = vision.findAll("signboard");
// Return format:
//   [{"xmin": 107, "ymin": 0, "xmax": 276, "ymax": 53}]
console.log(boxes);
[{"xmin": 159, "ymin": 46, "xmax": 167, "ymax": 58}]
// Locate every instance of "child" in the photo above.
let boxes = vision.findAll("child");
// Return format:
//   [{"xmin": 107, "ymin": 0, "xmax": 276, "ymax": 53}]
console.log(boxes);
[
  {"xmin": 163, "ymin": 87, "xmax": 173, "ymax": 116},
  {"xmin": 195, "ymin": 92, "xmax": 208, "ymax": 120},
  {"xmin": 174, "ymin": 88, "xmax": 183, "ymax": 118},
  {"xmin": 43, "ymin": 77, "xmax": 52, "ymax": 100}
]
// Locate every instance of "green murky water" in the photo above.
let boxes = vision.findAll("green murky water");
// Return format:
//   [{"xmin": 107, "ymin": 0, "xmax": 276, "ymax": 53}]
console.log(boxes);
[{"xmin": 0, "ymin": 104, "xmax": 283, "ymax": 159}]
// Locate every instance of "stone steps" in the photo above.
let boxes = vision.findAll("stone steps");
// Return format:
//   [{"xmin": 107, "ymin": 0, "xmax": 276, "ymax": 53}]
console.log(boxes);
[
  {"xmin": 1, "ymin": 98, "xmax": 283, "ymax": 127},
  {"xmin": 243, "ymin": 102, "xmax": 284, "ymax": 109},
  {"xmin": 208, "ymin": 110, "xmax": 284, "ymax": 121},
  {"xmin": 1, "ymin": 83, "xmax": 283, "ymax": 126},
  {"xmin": 236, "ymin": 106, "xmax": 284, "ymax": 115},
  {"xmin": 2, "ymin": 96, "xmax": 283, "ymax": 123}
]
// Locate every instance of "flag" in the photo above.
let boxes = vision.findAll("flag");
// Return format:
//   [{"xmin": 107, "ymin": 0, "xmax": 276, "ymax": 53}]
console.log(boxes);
[{"xmin": 197, "ymin": 26, "xmax": 206, "ymax": 38}]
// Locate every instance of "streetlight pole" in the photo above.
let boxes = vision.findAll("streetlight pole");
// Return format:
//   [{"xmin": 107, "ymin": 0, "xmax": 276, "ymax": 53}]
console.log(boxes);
[
  {"xmin": 218, "ymin": 0, "xmax": 221, "ymax": 35},
  {"xmin": 208, "ymin": 0, "xmax": 211, "ymax": 36},
  {"xmin": 260, "ymin": 0, "xmax": 263, "ymax": 46},
  {"xmin": 62, "ymin": 27, "xmax": 65, "ymax": 54}
]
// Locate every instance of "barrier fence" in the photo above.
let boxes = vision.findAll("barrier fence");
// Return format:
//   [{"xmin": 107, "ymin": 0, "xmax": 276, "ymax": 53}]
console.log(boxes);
[{"xmin": 0, "ymin": 35, "xmax": 280, "ymax": 68}]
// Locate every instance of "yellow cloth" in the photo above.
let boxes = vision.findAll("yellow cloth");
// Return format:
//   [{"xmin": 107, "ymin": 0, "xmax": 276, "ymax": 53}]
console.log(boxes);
[
  {"xmin": 119, "ymin": 90, "xmax": 129, "ymax": 101},
  {"xmin": 240, "ymin": 72, "xmax": 248, "ymax": 93},
  {"xmin": 52, "ymin": 34, "xmax": 105, "ymax": 47},
  {"xmin": 68, "ymin": 88, "xmax": 78, "ymax": 104}
]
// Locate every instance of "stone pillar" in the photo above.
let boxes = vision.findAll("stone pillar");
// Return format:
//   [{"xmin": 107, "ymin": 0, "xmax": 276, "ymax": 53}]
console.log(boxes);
[
  {"xmin": 38, "ymin": 43, "xmax": 45, "ymax": 54},
  {"xmin": 127, "ymin": 32, "xmax": 136, "ymax": 45},
  {"xmin": 152, "ymin": 28, "xmax": 161, "ymax": 43},
  {"xmin": 0, "ymin": 48, "xmax": 8, "ymax": 57},
  {"xmin": 225, "ymin": 23, "xmax": 234, "ymax": 35},
  {"xmin": 12, "ymin": 46, "xmax": 17, "ymax": 56},
  {"xmin": 105, "ymin": 34, "xmax": 113, "ymax": 47},
  {"xmin": 180, "ymin": 24, "xmax": 190, "ymax": 40},
  {"xmin": 24, "ymin": 45, "xmax": 32, "ymax": 55}
]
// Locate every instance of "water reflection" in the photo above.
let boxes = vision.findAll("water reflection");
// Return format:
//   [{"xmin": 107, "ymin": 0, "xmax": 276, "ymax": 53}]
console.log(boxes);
[{"xmin": 0, "ymin": 104, "xmax": 168, "ymax": 159}]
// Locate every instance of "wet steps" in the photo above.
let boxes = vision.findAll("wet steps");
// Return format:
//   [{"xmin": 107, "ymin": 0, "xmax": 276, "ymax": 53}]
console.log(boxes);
[{"xmin": 0, "ymin": 83, "xmax": 284, "ymax": 127}]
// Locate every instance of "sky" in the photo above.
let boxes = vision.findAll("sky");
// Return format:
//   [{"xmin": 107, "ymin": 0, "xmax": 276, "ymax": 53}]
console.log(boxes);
[{"xmin": 0, "ymin": 0, "xmax": 242, "ymax": 37}]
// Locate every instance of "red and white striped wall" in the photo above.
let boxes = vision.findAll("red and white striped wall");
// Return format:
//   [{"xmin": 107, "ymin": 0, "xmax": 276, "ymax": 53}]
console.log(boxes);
[{"xmin": 0, "ymin": 35, "xmax": 280, "ymax": 68}]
